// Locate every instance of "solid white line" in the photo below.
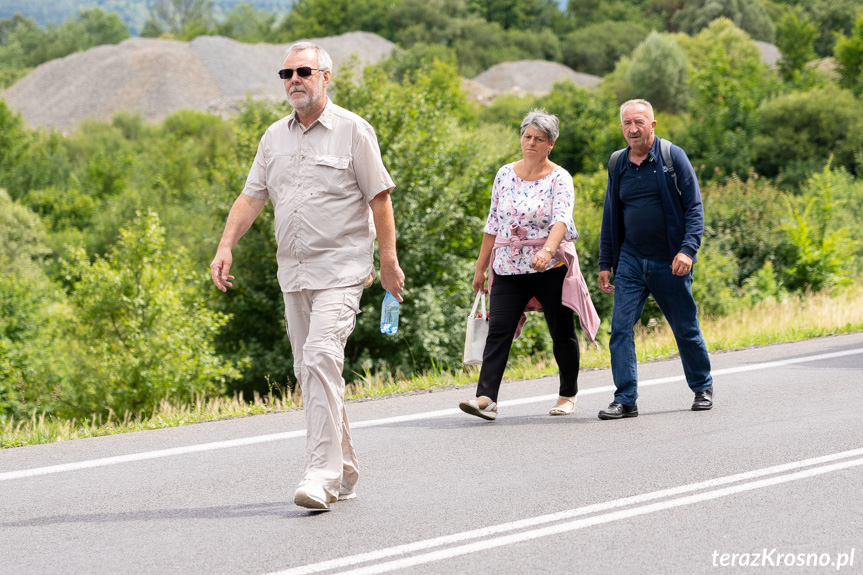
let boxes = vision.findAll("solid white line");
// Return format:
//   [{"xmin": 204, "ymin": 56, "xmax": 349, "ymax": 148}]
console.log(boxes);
[
  {"xmin": 0, "ymin": 430, "xmax": 303, "ymax": 481},
  {"xmin": 266, "ymin": 447, "xmax": 863, "ymax": 575},
  {"xmin": 331, "ymin": 456, "xmax": 863, "ymax": 575},
  {"xmin": 2, "ymin": 347, "xmax": 861, "ymax": 482}
]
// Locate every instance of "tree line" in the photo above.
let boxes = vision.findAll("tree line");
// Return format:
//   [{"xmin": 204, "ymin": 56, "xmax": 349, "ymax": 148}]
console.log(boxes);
[
  {"xmin": 3, "ymin": 0, "xmax": 863, "ymax": 85},
  {"xmin": 1, "ymin": 3, "xmax": 863, "ymax": 425}
]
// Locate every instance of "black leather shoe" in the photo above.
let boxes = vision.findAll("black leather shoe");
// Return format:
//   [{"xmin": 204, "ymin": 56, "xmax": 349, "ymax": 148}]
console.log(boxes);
[
  {"xmin": 598, "ymin": 402, "xmax": 638, "ymax": 420},
  {"xmin": 692, "ymin": 388, "xmax": 713, "ymax": 411}
]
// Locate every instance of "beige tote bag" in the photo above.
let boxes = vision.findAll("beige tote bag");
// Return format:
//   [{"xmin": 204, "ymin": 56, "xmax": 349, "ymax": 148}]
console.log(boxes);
[{"xmin": 463, "ymin": 292, "xmax": 489, "ymax": 365}]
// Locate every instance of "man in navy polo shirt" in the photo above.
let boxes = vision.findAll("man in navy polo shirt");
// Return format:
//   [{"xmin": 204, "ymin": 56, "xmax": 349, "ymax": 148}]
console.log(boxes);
[{"xmin": 597, "ymin": 99, "xmax": 713, "ymax": 420}]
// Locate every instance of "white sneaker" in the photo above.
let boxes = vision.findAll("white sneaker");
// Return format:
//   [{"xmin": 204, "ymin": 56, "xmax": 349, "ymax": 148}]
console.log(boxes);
[{"xmin": 294, "ymin": 483, "xmax": 331, "ymax": 510}]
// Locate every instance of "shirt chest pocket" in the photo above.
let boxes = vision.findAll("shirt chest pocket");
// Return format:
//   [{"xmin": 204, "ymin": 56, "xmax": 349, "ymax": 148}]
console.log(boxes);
[{"xmin": 312, "ymin": 154, "xmax": 351, "ymax": 195}]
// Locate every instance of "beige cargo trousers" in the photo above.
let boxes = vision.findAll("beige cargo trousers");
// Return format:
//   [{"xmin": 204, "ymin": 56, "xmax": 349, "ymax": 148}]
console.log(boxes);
[{"xmin": 283, "ymin": 283, "xmax": 364, "ymax": 501}]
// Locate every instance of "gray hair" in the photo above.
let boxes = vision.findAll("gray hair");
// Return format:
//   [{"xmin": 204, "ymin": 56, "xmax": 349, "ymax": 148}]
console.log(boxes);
[
  {"xmin": 283, "ymin": 41, "xmax": 333, "ymax": 72},
  {"xmin": 520, "ymin": 109, "xmax": 559, "ymax": 143},
  {"xmin": 619, "ymin": 99, "xmax": 654, "ymax": 122}
]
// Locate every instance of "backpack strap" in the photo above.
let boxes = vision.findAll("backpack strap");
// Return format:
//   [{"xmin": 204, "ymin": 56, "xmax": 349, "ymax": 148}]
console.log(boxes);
[
  {"xmin": 659, "ymin": 138, "xmax": 680, "ymax": 196},
  {"xmin": 608, "ymin": 149, "xmax": 625, "ymax": 176}
]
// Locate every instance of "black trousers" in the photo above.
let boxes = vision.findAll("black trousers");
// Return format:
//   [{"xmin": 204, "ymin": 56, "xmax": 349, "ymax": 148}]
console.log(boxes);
[{"xmin": 476, "ymin": 265, "xmax": 580, "ymax": 403}]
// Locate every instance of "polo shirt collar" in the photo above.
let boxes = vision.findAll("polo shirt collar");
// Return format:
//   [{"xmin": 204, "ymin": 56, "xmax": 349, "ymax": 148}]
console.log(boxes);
[{"xmin": 622, "ymin": 136, "xmax": 659, "ymax": 171}]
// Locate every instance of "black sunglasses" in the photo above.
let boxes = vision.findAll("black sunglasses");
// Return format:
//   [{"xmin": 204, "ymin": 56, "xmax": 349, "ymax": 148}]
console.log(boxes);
[{"xmin": 278, "ymin": 67, "xmax": 323, "ymax": 80}]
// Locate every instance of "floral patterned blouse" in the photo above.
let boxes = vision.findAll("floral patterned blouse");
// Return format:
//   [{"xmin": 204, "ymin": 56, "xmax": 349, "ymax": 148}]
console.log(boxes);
[{"xmin": 484, "ymin": 162, "xmax": 578, "ymax": 275}]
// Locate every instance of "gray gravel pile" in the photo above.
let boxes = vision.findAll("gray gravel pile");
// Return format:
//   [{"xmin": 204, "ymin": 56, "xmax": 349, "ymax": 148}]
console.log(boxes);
[
  {"xmin": 2, "ymin": 32, "xmax": 396, "ymax": 132},
  {"xmin": 472, "ymin": 60, "xmax": 602, "ymax": 97},
  {"xmin": 754, "ymin": 41, "xmax": 780, "ymax": 69}
]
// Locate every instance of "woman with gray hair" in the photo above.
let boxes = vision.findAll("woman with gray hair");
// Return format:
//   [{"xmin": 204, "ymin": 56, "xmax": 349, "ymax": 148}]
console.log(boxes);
[{"xmin": 459, "ymin": 109, "xmax": 598, "ymax": 420}]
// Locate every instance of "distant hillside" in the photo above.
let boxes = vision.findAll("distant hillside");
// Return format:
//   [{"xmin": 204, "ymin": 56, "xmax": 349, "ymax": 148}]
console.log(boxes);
[{"xmin": 0, "ymin": 0, "xmax": 291, "ymax": 35}]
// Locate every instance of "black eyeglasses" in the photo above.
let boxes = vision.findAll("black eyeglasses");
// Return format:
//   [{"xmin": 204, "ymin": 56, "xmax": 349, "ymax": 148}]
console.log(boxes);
[{"xmin": 278, "ymin": 67, "xmax": 323, "ymax": 80}]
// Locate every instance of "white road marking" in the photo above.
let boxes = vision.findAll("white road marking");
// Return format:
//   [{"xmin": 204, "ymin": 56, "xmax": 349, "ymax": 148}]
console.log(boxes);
[
  {"xmin": 1, "ymin": 348, "xmax": 861, "ymax": 482},
  {"xmin": 269, "ymin": 448, "xmax": 863, "ymax": 575}
]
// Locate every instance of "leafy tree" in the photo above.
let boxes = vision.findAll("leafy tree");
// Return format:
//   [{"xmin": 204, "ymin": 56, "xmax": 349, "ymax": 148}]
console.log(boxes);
[
  {"xmin": 751, "ymin": 86, "xmax": 863, "ymax": 185},
  {"xmin": 567, "ymin": 0, "xmax": 602, "ymax": 24},
  {"xmin": 0, "ymin": 9, "xmax": 127, "ymax": 82},
  {"xmin": 678, "ymin": 19, "xmax": 772, "ymax": 180},
  {"xmin": 0, "ymin": 189, "xmax": 58, "ymax": 420},
  {"xmin": 0, "ymin": 126, "xmax": 73, "ymax": 204},
  {"xmin": 0, "ymin": 14, "xmax": 40, "ymax": 69},
  {"xmin": 671, "ymin": 0, "xmax": 775, "ymax": 42},
  {"xmin": 53, "ymin": 211, "xmax": 242, "ymax": 419},
  {"xmin": 0, "ymin": 100, "xmax": 25, "ymax": 186},
  {"xmin": 386, "ymin": 0, "xmax": 564, "ymax": 77},
  {"xmin": 76, "ymin": 8, "xmax": 129, "ymax": 45},
  {"xmin": 834, "ymin": 12, "xmax": 863, "ymax": 96},
  {"xmin": 625, "ymin": 31, "xmax": 689, "ymax": 114},
  {"xmin": 536, "ymin": 81, "xmax": 620, "ymax": 175},
  {"xmin": 476, "ymin": 92, "xmax": 538, "ymax": 129},
  {"xmin": 599, "ymin": 55, "xmax": 637, "ymax": 104},
  {"xmin": 214, "ymin": 2, "xmax": 278, "ymax": 43},
  {"xmin": 141, "ymin": 0, "xmax": 215, "ymax": 40},
  {"xmin": 781, "ymin": 194, "xmax": 855, "ymax": 292},
  {"xmin": 467, "ymin": 0, "xmax": 562, "ymax": 31},
  {"xmin": 566, "ymin": 0, "xmax": 661, "ymax": 28},
  {"xmin": 561, "ymin": 20, "xmax": 649, "ymax": 76},
  {"xmin": 383, "ymin": 43, "xmax": 459, "ymax": 83},
  {"xmin": 801, "ymin": 0, "xmax": 861, "ymax": 58},
  {"xmin": 275, "ymin": 0, "xmax": 393, "ymax": 40},
  {"xmin": 775, "ymin": 7, "xmax": 818, "ymax": 84},
  {"xmin": 448, "ymin": 15, "xmax": 560, "ymax": 77},
  {"xmin": 388, "ymin": 0, "xmax": 469, "ymax": 46}
]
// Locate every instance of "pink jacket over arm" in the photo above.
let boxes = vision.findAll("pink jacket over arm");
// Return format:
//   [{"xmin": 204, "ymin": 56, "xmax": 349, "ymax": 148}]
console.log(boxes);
[{"xmin": 489, "ymin": 224, "xmax": 600, "ymax": 348}]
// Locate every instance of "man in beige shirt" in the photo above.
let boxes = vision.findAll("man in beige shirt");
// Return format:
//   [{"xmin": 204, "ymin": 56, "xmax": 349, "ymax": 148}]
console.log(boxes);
[{"xmin": 210, "ymin": 41, "xmax": 404, "ymax": 511}]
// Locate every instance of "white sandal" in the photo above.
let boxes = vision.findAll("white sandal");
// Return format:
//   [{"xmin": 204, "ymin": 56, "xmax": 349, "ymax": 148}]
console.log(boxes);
[
  {"xmin": 549, "ymin": 395, "xmax": 577, "ymax": 416},
  {"xmin": 459, "ymin": 396, "xmax": 497, "ymax": 421}
]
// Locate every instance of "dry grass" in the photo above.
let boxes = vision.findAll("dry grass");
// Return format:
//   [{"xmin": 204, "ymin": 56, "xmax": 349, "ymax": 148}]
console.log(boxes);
[
  {"xmin": 1, "ymin": 388, "xmax": 300, "ymax": 448},
  {"xmin": 3, "ymin": 285, "xmax": 862, "ymax": 448}
]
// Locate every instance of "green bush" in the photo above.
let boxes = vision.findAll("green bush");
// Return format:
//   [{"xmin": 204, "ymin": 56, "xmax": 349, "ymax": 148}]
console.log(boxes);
[
  {"xmin": 561, "ymin": 21, "xmax": 649, "ymax": 76},
  {"xmin": 690, "ymin": 243, "xmax": 742, "ymax": 317},
  {"xmin": 0, "ymin": 190, "xmax": 60, "ymax": 421},
  {"xmin": 51, "ymin": 211, "xmax": 242, "ymax": 419},
  {"xmin": 834, "ymin": 12, "xmax": 863, "ymax": 96},
  {"xmin": 701, "ymin": 174, "xmax": 789, "ymax": 285},
  {"xmin": 679, "ymin": 19, "xmax": 772, "ymax": 181},
  {"xmin": 751, "ymin": 86, "xmax": 863, "ymax": 185},
  {"xmin": 781, "ymin": 194, "xmax": 856, "ymax": 292},
  {"xmin": 671, "ymin": 0, "xmax": 775, "ymax": 43},
  {"xmin": 625, "ymin": 31, "xmax": 689, "ymax": 114}
]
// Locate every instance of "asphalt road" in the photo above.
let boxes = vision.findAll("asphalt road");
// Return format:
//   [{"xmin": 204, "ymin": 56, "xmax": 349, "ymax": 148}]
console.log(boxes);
[{"xmin": 2, "ymin": 333, "xmax": 862, "ymax": 575}]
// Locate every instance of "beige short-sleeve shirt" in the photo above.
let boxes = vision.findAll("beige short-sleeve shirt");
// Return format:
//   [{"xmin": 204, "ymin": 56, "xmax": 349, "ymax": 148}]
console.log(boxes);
[{"xmin": 242, "ymin": 99, "xmax": 395, "ymax": 292}]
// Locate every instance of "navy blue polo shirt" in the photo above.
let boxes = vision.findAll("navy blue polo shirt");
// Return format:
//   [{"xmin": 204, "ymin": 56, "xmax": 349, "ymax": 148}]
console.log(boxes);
[{"xmin": 619, "ymin": 155, "xmax": 670, "ymax": 261}]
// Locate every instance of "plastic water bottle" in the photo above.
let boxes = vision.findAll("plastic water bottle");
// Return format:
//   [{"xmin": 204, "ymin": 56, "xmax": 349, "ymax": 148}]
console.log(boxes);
[{"xmin": 380, "ymin": 291, "xmax": 400, "ymax": 334}]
